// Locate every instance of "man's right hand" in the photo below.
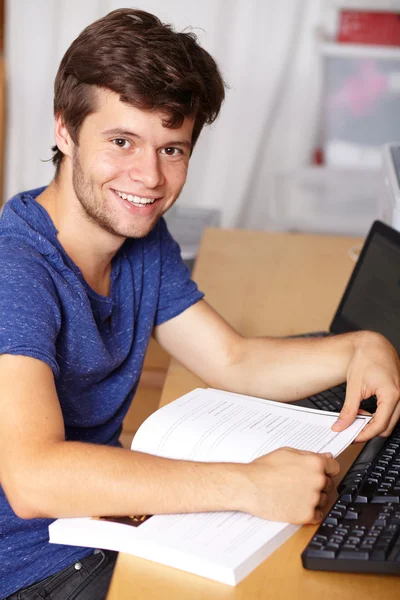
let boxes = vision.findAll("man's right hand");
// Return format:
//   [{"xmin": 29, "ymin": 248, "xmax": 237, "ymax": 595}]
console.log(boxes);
[{"xmin": 237, "ymin": 447, "xmax": 340, "ymax": 524}]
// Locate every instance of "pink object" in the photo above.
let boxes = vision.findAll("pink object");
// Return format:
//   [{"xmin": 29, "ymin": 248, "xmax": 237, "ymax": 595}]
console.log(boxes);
[{"xmin": 329, "ymin": 60, "xmax": 388, "ymax": 117}]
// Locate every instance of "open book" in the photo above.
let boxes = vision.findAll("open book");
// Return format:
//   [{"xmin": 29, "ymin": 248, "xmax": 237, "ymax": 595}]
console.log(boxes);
[{"xmin": 49, "ymin": 388, "xmax": 370, "ymax": 586}]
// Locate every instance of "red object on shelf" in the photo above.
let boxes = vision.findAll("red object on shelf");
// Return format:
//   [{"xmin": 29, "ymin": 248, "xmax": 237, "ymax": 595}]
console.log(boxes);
[
  {"xmin": 337, "ymin": 11, "xmax": 400, "ymax": 46},
  {"xmin": 312, "ymin": 148, "xmax": 324, "ymax": 166}
]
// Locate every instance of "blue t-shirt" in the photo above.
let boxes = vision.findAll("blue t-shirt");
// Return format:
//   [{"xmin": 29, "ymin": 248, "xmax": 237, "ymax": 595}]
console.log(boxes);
[{"xmin": 0, "ymin": 187, "xmax": 204, "ymax": 599}]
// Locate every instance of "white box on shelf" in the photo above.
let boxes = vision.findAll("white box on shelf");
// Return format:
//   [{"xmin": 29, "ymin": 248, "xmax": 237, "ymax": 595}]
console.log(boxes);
[
  {"xmin": 321, "ymin": 41, "xmax": 400, "ymax": 169},
  {"xmin": 272, "ymin": 166, "xmax": 380, "ymax": 236}
]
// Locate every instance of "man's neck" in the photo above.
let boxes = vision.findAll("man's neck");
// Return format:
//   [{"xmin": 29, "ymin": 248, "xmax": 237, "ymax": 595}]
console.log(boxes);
[{"xmin": 36, "ymin": 174, "xmax": 125, "ymax": 297}]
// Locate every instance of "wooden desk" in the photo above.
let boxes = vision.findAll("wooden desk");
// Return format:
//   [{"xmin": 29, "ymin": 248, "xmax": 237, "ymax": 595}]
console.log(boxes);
[{"xmin": 108, "ymin": 229, "xmax": 399, "ymax": 599}]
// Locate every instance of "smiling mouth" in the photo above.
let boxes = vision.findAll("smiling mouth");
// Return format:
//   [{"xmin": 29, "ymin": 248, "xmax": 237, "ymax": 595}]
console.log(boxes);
[{"xmin": 114, "ymin": 189, "xmax": 160, "ymax": 206}]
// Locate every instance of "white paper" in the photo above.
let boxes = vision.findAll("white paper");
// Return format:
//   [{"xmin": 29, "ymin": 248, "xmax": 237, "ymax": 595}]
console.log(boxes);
[
  {"xmin": 49, "ymin": 388, "xmax": 371, "ymax": 585},
  {"xmin": 132, "ymin": 387, "xmax": 369, "ymax": 461}
]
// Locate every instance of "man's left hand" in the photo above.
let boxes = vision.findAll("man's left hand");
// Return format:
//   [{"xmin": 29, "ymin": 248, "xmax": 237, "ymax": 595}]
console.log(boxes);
[{"xmin": 332, "ymin": 332, "xmax": 400, "ymax": 442}]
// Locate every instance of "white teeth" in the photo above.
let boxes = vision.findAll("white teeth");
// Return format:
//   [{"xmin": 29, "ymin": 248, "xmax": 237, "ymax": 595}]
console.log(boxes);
[{"xmin": 115, "ymin": 190, "xmax": 156, "ymax": 205}]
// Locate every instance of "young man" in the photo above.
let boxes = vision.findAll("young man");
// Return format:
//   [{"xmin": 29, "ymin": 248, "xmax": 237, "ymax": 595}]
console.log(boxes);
[{"xmin": 1, "ymin": 8, "xmax": 399, "ymax": 600}]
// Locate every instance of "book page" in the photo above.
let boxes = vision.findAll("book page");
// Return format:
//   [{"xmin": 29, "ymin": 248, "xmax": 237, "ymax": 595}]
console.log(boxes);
[{"xmin": 132, "ymin": 388, "xmax": 370, "ymax": 461}]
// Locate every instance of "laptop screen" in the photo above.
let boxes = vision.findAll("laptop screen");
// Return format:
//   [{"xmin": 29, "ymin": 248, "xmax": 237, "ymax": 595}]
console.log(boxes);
[{"xmin": 330, "ymin": 222, "xmax": 400, "ymax": 354}]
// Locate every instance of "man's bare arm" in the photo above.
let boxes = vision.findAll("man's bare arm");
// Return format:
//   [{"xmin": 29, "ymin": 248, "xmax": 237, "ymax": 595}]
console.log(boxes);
[
  {"xmin": 0, "ymin": 354, "xmax": 338, "ymax": 524},
  {"xmin": 154, "ymin": 300, "xmax": 400, "ymax": 440}
]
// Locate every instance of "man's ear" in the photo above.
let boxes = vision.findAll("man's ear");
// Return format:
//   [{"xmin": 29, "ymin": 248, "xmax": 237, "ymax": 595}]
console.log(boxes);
[{"xmin": 54, "ymin": 114, "xmax": 74, "ymax": 159}]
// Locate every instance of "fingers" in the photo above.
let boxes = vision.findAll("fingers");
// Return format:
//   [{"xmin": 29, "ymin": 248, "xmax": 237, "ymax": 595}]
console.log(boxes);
[
  {"xmin": 357, "ymin": 409, "xmax": 372, "ymax": 416},
  {"xmin": 308, "ymin": 509, "xmax": 324, "ymax": 525},
  {"xmin": 318, "ymin": 491, "xmax": 329, "ymax": 507},
  {"xmin": 362, "ymin": 398, "xmax": 394, "ymax": 438},
  {"xmin": 322, "ymin": 477, "xmax": 334, "ymax": 495},
  {"xmin": 332, "ymin": 382, "xmax": 400, "ymax": 440},
  {"xmin": 288, "ymin": 450, "xmax": 340, "ymax": 477},
  {"xmin": 283, "ymin": 449, "xmax": 340, "ymax": 477},
  {"xmin": 306, "ymin": 484, "xmax": 334, "ymax": 524},
  {"xmin": 355, "ymin": 394, "xmax": 400, "ymax": 442},
  {"xmin": 307, "ymin": 464, "xmax": 337, "ymax": 524},
  {"xmin": 321, "ymin": 456, "xmax": 340, "ymax": 478},
  {"xmin": 381, "ymin": 401, "xmax": 400, "ymax": 436},
  {"xmin": 307, "ymin": 491, "xmax": 330, "ymax": 524},
  {"xmin": 331, "ymin": 380, "xmax": 361, "ymax": 432}
]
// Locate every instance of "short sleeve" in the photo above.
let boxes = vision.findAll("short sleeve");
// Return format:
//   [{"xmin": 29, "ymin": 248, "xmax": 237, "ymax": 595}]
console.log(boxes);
[
  {"xmin": 0, "ymin": 251, "xmax": 61, "ymax": 376},
  {"xmin": 154, "ymin": 219, "xmax": 204, "ymax": 325}
]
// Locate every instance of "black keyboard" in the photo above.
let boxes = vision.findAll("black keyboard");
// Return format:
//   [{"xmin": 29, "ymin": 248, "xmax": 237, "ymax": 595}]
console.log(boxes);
[
  {"xmin": 302, "ymin": 422, "xmax": 400, "ymax": 574},
  {"xmin": 307, "ymin": 383, "xmax": 378, "ymax": 414}
]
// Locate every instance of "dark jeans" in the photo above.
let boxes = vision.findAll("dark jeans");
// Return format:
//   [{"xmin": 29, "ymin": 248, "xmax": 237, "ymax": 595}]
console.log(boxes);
[{"xmin": 5, "ymin": 550, "xmax": 118, "ymax": 600}]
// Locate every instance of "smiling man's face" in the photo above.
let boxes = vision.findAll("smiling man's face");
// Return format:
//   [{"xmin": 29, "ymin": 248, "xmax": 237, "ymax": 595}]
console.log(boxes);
[{"xmin": 64, "ymin": 87, "xmax": 194, "ymax": 239}]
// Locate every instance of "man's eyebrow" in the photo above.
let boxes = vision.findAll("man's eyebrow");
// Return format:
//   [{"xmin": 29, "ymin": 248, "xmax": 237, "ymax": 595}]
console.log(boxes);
[
  {"xmin": 102, "ymin": 128, "xmax": 141, "ymax": 139},
  {"xmin": 102, "ymin": 128, "xmax": 192, "ymax": 149}
]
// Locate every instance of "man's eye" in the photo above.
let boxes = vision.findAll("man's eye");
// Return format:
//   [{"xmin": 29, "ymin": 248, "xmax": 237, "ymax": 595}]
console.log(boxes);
[
  {"xmin": 112, "ymin": 138, "xmax": 130, "ymax": 149},
  {"xmin": 161, "ymin": 147, "xmax": 182, "ymax": 156}
]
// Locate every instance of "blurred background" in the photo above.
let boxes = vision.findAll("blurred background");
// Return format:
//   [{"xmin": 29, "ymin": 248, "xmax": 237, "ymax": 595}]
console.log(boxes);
[{"xmin": 1, "ymin": 0, "xmax": 400, "ymax": 240}]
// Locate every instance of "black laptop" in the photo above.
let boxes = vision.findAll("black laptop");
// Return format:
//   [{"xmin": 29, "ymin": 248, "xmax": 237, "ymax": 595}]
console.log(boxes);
[{"xmin": 294, "ymin": 219, "xmax": 400, "ymax": 413}]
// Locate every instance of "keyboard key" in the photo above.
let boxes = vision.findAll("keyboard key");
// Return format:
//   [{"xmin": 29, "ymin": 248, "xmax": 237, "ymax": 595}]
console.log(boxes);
[
  {"xmin": 368, "ymin": 530, "xmax": 382, "ymax": 538},
  {"xmin": 347, "ymin": 536, "xmax": 362, "ymax": 544},
  {"xmin": 337, "ymin": 550, "xmax": 370, "ymax": 560},
  {"xmin": 334, "ymin": 503, "xmax": 347, "ymax": 512},
  {"xmin": 334, "ymin": 528, "xmax": 347, "ymax": 537},
  {"xmin": 345, "ymin": 508, "xmax": 360, "ymax": 520},
  {"xmin": 340, "ymin": 486, "xmax": 359, "ymax": 502},
  {"xmin": 312, "ymin": 535, "xmax": 328, "ymax": 544},
  {"xmin": 371, "ymin": 496, "xmax": 400, "ymax": 504},
  {"xmin": 306, "ymin": 549, "xmax": 336, "ymax": 559},
  {"xmin": 360, "ymin": 542, "xmax": 375, "ymax": 551},
  {"xmin": 374, "ymin": 518, "xmax": 388, "ymax": 527},
  {"xmin": 355, "ymin": 480, "xmax": 378, "ymax": 502},
  {"xmin": 331, "ymin": 536, "xmax": 344, "ymax": 544},
  {"xmin": 326, "ymin": 542, "xmax": 340, "ymax": 550},
  {"xmin": 371, "ymin": 549, "xmax": 388, "ymax": 560},
  {"xmin": 351, "ymin": 530, "xmax": 365, "ymax": 538},
  {"xmin": 309, "ymin": 542, "xmax": 323, "ymax": 550},
  {"xmin": 375, "ymin": 466, "xmax": 386, "ymax": 473},
  {"xmin": 331, "ymin": 386, "xmax": 345, "ymax": 394}
]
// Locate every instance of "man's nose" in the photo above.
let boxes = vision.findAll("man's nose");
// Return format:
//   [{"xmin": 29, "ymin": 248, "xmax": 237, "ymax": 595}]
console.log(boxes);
[{"xmin": 128, "ymin": 150, "xmax": 164, "ymax": 189}]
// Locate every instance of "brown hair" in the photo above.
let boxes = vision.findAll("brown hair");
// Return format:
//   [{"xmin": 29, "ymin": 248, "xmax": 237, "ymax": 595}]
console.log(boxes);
[{"xmin": 52, "ymin": 8, "xmax": 226, "ymax": 172}]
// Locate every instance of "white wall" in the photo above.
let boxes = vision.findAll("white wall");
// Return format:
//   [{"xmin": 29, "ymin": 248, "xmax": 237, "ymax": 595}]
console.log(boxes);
[{"xmin": 10, "ymin": 1, "xmax": 396, "ymax": 234}]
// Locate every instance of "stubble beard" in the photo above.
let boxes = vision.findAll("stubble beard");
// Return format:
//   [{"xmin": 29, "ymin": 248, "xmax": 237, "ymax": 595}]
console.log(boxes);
[{"xmin": 71, "ymin": 149, "xmax": 162, "ymax": 239}]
